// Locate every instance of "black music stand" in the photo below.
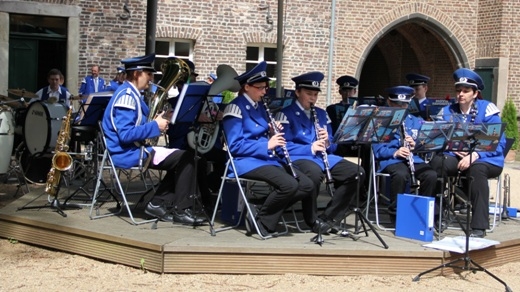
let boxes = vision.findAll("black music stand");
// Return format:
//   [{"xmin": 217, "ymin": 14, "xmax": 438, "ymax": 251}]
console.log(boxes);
[
  {"xmin": 413, "ymin": 122, "xmax": 511, "ymax": 292},
  {"xmin": 63, "ymin": 93, "xmax": 114, "ymax": 206},
  {"xmin": 160, "ymin": 81, "xmax": 215, "ymax": 232},
  {"xmin": 333, "ymin": 106, "xmax": 407, "ymax": 249}
]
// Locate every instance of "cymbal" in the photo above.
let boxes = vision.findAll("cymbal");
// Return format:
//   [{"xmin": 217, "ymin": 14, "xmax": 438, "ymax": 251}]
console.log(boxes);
[{"xmin": 8, "ymin": 89, "xmax": 38, "ymax": 98}]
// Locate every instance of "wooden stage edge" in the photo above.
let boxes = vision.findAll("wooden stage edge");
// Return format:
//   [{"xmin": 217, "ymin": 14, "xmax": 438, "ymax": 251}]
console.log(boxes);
[{"xmin": 1, "ymin": 210, "xmax": 520, "ymax": 276}]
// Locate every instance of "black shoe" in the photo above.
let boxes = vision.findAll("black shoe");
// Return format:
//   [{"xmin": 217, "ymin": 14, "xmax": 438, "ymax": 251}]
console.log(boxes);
[
  {"xmin": 470, "ymin": 229, "xmax": 486, "ymax": 238},
  {"xmin": 145, "ymin": 203, "xmax": 174, "ymax": 222},
  {"xmin": 173, "ymin": 208, "xmax": 207, "ymax": 225},
  {"xmin": 312, "ymin": 218, "xmax": 331, "ymax": 235},
  {"xmin": 245, "ymin": 215, "xmax": 277, "ymax": 237}
]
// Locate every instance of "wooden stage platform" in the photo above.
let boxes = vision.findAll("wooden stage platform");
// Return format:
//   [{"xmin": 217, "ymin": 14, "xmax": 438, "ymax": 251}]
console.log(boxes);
[{"xmin": 1, "ymin": 182, "xmax": 520, "ymax": 276}]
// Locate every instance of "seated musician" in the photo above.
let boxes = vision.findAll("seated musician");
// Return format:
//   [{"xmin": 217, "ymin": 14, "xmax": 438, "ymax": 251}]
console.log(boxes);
[
  {"xmin": 222, "ymin": 61, "xmax": 314, "ymax": 237},
  {"xmin": 405, "ymin": 73, "xmax": 432, "ymax": 120},
  {"xmin": 275, "ymin": 72, "xmax": 365, "ymax": 234},
  {"xmin": 326, "ymin": 75, "xmax": 358, "ymax": 135},
  {"xmin": 372, "ymin": 86, "xmax": 437, "ymax": 216},
  {"xmin": 429, "ymin": 68, "xmax": 506, "ymax": 238},
  {"xmin": 32, "ymin": 68, "xmax": 73, "ymax": 108},
  {"xmin": 101, "ymin": 53, "xmax": 206, "ymax": 225}
]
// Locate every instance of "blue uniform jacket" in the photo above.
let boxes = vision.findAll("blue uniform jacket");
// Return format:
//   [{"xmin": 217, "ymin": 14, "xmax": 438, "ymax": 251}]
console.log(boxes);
[
  {"xmin": 222, "ymin": 94, "xmax": 283, "ymax": 177},
  {"xmin": 373, "ymin": 114, "xmax": 425, "ymax": 171},
  {"xmin": 437, "ymin": 99, "xmax": 505, "ymax": 168},
  {"xmin": 276, "ymin": 101, "xmax": 342, "ymax": 170},
  {"xmin": 102, "ymin": 81, "xmax": 161, "ymax": 169},
  {"xmin": 105, "ymin": 80, "xmax": 122, "ymax": 92},
  {"xmin": 79, "ymin": 75, "xmax": 106, "ymax": 97}
]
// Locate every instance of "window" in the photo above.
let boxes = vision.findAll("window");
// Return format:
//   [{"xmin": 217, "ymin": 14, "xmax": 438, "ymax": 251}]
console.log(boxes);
[
  {"xmin": 154, "ymin": 39, "xmax": 193, "ymax": 76},
  {"xmin": 246, "ymin": 45, "xmax": 277, "ymax": 79}
]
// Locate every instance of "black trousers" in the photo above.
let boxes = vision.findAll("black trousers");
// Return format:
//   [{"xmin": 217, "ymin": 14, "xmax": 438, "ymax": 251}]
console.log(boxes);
[
  {"xmin": 429, "ymin": 154, "xmax": 502, "ymax": 230},
  {"xmin": 294, "ymin": 158, "xmax": 365, "ymax": 225},
  {"xmin": 148, "ymin": 150, "xmax": 197, "ymax": 210},
  {"xmin": 382, "ymin": 162, "xmax": 437, "ymax": 200},
  {"xmin": 242, "ymin": 165, "xmax": 314, "ymax": 231}
]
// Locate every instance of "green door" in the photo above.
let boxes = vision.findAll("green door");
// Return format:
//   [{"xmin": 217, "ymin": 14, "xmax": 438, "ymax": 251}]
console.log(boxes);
[
  {"xmin": 9, "ymin": 38, "xmax": 38, "ymax": 92},
  {"xmin": 474, "ymin": 68, "xmax": 494, "ymax": 103}
]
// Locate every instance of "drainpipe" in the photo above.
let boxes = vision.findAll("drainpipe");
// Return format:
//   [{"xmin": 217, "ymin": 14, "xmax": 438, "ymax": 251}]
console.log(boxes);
[{"xmin": 326, "ymin": 0, "xmax": 337, "ymax": 105}]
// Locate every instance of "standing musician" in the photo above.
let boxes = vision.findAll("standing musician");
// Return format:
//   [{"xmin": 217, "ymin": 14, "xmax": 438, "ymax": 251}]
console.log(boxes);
[
  {"xmin": 429, "ymin": 68, "xmax": 506, "ymax": 238},
  {"xmin": 406, "ymin": 73, "xmax": 433, "ymax": 120},
  {"xmin": 326, "ymin": 75, "xmax": 359, "ymax": 135},
  {"xmin": 372, "ymin": 86, "xmax": 437, "ymax": 216},
  {"xmin": 275, "ymin": 72, "xmax": 365, "ymax": 234},
  {"xmin": 222, "ymin": 61, "xmax": 314, "ymax": 237},
  {"xmin": 102, "ymin": 53, "xmax": 206, "ymax": 225}
]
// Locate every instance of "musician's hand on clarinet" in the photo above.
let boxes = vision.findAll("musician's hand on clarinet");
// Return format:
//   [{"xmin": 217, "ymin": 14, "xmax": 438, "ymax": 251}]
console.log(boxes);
[
  {"xmin": 457, "ymin": 152, "xmax": 479, "ymax": 171},
  {"xmin": 454, "ymin": 151, "xmax": 468, "ymax": 158},
  {"xmin": 394, "ymin": 146, "xmax": 411, "ymax": 159},
  {"xmin": 269, "ymin": 121, "xmax": 284, "ymax": 136},
  {"xmin": 154, "ymin": 112, "xmax": 170, "ymax": 132},
  {"xmin": 312, "ymin": 139, "xmax": 327, "ymax": 154},
  {"xmin": 405, "ymin": 135, "xmax": 415, "ymax": 149},
  {"xmin": 268, "ymin": 133, "xmax": 286, "ymax": 150}
]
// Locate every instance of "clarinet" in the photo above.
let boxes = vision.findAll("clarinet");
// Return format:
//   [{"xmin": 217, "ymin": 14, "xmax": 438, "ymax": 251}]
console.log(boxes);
[
  {"xmin": 400, "ymin": 121, "xmax": 419, "ymax": 188},
  {"xmin": 310, "ymin": 103, "xmax": 333, "ymax": 184},
  {"xmin": 261, "ymin": 96, "xmax": 299, "ymax": 179}
]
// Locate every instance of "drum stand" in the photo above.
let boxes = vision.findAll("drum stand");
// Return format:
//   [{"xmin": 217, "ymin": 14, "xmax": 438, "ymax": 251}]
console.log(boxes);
[{"xmin": 1, "ymin": 156, "xmax": 30, "ymax": 197}]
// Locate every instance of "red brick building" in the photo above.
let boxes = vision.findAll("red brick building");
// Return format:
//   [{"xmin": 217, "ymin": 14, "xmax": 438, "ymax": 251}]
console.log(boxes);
[{"xmin": 1, "ymin": 0, "xmax": 519, "ymax": 111}]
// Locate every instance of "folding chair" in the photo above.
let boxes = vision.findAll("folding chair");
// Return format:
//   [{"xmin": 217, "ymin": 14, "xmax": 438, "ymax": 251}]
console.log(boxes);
[
  {"xmin": 89, "ymin": 122, "xmax": 158, "ymax": 225},
  {"xmin": 210, "ymin": 138, "xmax": 289, "ymax": 239},
  {"xmin": 364, "ymin": 147, "xmax": 394, "ymax": 231}
]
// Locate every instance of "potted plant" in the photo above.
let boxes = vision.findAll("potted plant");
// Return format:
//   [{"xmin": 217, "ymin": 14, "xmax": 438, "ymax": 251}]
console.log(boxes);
[{"xmin": 501, "ymin": 98, "xmax": 519, "ymax": 162}]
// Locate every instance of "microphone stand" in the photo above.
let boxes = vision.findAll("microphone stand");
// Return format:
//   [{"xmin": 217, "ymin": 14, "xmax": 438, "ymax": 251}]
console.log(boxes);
[{"xmin": 413, "ymin": 135, "xmax": 511, "ymax": 292}]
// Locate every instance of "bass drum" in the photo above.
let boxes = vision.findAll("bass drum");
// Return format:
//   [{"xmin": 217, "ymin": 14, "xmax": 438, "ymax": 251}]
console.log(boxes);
[
  {"xmin": 0, "ymin": 106, "xmax": 15, "ymax": 173},
  {"xmin": 23, "ymin": 101, "xmax": 68, "ymax": 155},
  {"xmin": 16, "ymin": 142, "xmax": 52, "ymax": 184}
]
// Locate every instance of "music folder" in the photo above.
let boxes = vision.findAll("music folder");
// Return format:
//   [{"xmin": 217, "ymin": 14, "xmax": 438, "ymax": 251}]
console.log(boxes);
[
  {"xmin": 170, "ymin": 81, "xmax": 211, "ymax": 124},
  {"xmin": 76, "ymin": 91, "xmax": 113, "ymax": 126},
  {"xmin": 413, "ymin": 121, "xmax": 454, "ymax": 153},
  {"xmin": 332, "ymin": 106, "xmax": 408, "ymax": 145}
]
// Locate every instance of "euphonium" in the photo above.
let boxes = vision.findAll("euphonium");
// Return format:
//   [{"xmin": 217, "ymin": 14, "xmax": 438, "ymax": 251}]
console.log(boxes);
[
  {"xmin": 45, "ymin": 108, "xmax": 73, "ymax": 196},
  {"xmin": 146, "ymin": 57, "xmax": 190, "ymax": 146},
  {"xmin": 187, "ymin": 64, "xmax": 241, "ymax": 153}
]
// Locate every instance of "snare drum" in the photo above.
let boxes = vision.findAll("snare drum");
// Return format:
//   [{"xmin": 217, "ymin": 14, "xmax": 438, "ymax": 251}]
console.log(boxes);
[
  {"xmin": 23, "ymin": 101, "xmax": 68, "ymax": 155},
  {"xmin": 0, "ymin": 107, "xmax": 15, "ymax": 173}
]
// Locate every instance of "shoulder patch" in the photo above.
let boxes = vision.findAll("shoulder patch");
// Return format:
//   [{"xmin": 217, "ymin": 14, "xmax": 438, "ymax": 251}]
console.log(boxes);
[
  {"xmin": 485, "ymin": 103, "xmax": 500, "ymax": 117},
  {"xmin": 223, "ymin": 103, "xmax": 242, "ymax": 119},
  {"xmin": 275, "ymin": 111, "xmax": 289, "ymax": 124},
  {"xmin": 113, "ymin": 88, "xmax": 137, "ymax": 110}
]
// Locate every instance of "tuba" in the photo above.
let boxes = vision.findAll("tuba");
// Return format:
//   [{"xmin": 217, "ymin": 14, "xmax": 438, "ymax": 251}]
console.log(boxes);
[
  {"xmin": 146, "ymin": 56, "xmax": 190, "ymax": 146},
  {"xmin": 45, "ymin": 107, "xmax": 74, "ymax": 196},
  {"xmin": 187, "ymin": 64, "xmax": 240, "ymax": 154}
]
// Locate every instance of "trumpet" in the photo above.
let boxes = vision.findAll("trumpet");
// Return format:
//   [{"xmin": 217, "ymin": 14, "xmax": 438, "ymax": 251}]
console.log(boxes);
[
  {"xmin": 261, "ymin": 96, "xmax": 299, "ymax": 179},
  {"xmin": 399, "ymin": 122, "xmax": 419, "ymax": 189},
  {"xmin": 310, "ymin": 103, "xmax": 333, "ymax": 185}
]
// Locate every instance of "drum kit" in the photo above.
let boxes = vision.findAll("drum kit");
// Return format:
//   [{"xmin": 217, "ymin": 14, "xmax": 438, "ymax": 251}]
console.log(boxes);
[{"xmin": 0, "ymin": 88, "xmax": 67, "ymax": 184}]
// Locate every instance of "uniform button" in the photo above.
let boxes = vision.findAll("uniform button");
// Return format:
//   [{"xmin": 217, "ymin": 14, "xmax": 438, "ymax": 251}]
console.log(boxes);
[{"xmin": 255, "ymin": 124, "xmax": 258, "ymax": 127}]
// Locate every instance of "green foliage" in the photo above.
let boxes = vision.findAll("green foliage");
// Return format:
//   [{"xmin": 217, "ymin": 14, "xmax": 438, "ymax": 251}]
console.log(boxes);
[
  {"xmin": 502, "ymin": 98, "xmax": 519, "ymax": 150},
  {"xmin": 140, "ymin": 258, "xmax": 147, "ymax": 273},
  {"xmin": 221, "ymin": 90, "xmax": 236, "ymax": 104},
  {"xmin": 8, "ymin": 237, "xmax": 18, "ymax": 244}
]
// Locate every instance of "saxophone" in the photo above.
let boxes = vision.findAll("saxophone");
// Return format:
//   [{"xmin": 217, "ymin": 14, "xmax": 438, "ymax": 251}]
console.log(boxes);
[
  {"xmin": 146, "ymin": 57, "xmax": 190, "ymax": 146},
  {"xmin": 45, "ymin": 108, "xmax": 74, "ymax": 196}
]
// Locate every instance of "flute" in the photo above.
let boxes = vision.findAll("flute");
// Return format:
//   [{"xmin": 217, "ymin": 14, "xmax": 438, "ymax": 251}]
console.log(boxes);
[
  {"xmin": 261, "ymin": 96, "xmax": 299, "ymax": 179},
  {"xmin": 400, "ymin": 122, "xmax": 419, "ymax": 188},
  {"xmin": 310, "ymin": 103, "xmax": 333, "ymax": 184}
]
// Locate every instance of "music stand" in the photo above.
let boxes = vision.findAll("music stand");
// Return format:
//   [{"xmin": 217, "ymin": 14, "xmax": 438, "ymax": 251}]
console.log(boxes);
[
  {"xmin": 333, "ymin": 106, "xmax": 407, "ymax": 249},
  {"xmin": 413, "ymin": 122, "xmax": 511, "ymax": 292},
  {"xmin": 63, "ymin": 92, "xmax": 114, "ymax": 205},
  {"xmin": 167, "ymin": 81, "xmax": 215, "ymax": 232}
]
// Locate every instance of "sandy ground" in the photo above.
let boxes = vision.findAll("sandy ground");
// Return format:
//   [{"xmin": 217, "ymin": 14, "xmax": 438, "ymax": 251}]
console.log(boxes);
[{"xmin": 1, "ymin": 162, "xmax": 520, "ymax": 291}]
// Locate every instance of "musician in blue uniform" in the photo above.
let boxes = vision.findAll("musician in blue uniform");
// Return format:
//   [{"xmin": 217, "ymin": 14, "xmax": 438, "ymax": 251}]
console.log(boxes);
[
  {"xmin": 102, "ymin": 53, "xmax": 205, "ymax": 225},
  {"xmin": 105, "ymin": 67, "xmax": 126, "ymax": 91},
  {"xmin": 276, "ymin": 72, "xmax": 365, "ymax": 233},
  {"xmin": 406, "ymin": 73, "xmax": 433, "ymax": 120},
  {"xmin": 372, "ymin": 86, "xmax": 437, "ymax": 214},
  {"xmin": 222, "ymin": 61, "xmax": 314, "ymax": 237},
  {"xmin": 429, "ymin": 68, "xmax": 506, "ymax": 238},
  {"xmin": 79, "ymin": 65, "xmax": 106, "ymax": 101},
  {"xmin": 326, "ymin": 75, "xmax": 358, "ymax": 135}
]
